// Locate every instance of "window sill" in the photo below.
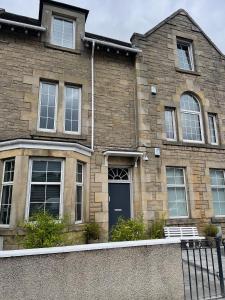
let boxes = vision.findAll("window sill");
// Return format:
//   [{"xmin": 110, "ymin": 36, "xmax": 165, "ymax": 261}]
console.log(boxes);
[
  {"xmin": 163, "ymin": 140, "xmax": 222, "ymax": 150},
  {"xmin": 211, "ymin": 217, "xmax": 225, "ymax": 223},
  {"xmin": 175, "ymin": 67, "xmax": 200, "ymax": 76},
  {"xmin": 31, "ymin": 131, "xmax": 87, "ymax": 141},
  {"xmin": 45, "ymin": 43, "xmax": 81, "ymax": 55},
  {"xmin": 166, "ymin": 218, "xmax": 196, "ymax": 225}
]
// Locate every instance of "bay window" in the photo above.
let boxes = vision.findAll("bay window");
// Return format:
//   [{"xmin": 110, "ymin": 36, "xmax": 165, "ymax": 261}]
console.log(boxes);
[
  {"xmin": 27, "ymin": 159, "xmax": 63, "ymax": 219},
  {"xmin": 0, "ymin": 159, "xmax": 15, "ymax": 225},
  {"xmin": 75, "ymin": 162, "xmax": 83, "ymax": 223}
]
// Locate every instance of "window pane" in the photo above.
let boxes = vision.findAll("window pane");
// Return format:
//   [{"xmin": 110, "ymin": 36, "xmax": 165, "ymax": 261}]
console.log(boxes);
[
  {"xmin": 65, "ymin": 86, "xmax": 80, "ymax": 132},
  {"xmin": 33, "ymin": 161, "xmax": 47, "ymax": 172},
  {"xmin": 0, "ymin": 204, "xmax": 11, "ymax": 225},
  {"xmin": 208, "ymin": 114, "xmax": 217, "ymax": 144},
  {"xmin": 177, "ymin": 41, "xmax": 193, "ymax": 71},
  {"xmin": 47, "ymin": 172, "xmax": 61, "ymax": 182},
  {"xmin": 76, "ymin": 186, "xmax": 82, "ymax": 221},
  {"xmin": 180, "ymin": 94, "xmax": 200, "ymax": 112},
  {"xmin": 210, "ymin": 169, "xmax": 224, "ymax": 186},
  {"xmin": 46, "ymin": 185, "xmax": 60, "ymax": 203},
  {"xmin": 4, "ymin": 160, "xmax": 15, "ymax": 182},
  {"xmin": 29, "ymin": 203, "xmax": 44, "ymax": 217},
  {"xmin": 181, "ymin": 113, "xmax": 202, "ymax": 141},
  {"xmin": 165, "ymin": 109, "xmax": 175, "ymax": 140},
  {"xmin": 47, "ymin": 118, "xmax": 54, "ymax": 130},
  {"xmin": 48, "ymin": 161, "xmax": 61, "ymax": 172},
  {"xmin": 39, "ymin": 82, "xmax": 56, "ymax": 130},
  {"xmin": 1, "ymin": 186, "xmax": 12, "ymax": 205},
  {"xmin": 76, "ymin": 163, "xmax": 83, "ymax": 183},
  {"xmin": 30, "ymin": 185, "xmax": 45, "ymax": 202},
  {"xmin": 45, "ymin": 203, "xmax": 60, "ymax": 218},
  {"xmin": 166, "ymin": 167, "xmax": 175, "ymax": 184},
  {"xmin": 175, "ymin": 169, "xmax": 184, "ymax": 184}
]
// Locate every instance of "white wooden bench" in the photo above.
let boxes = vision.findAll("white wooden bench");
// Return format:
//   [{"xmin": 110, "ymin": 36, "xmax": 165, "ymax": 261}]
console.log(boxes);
[{"xmin": 164, "ymin": 226, "xmax": 205, "ymax": 240}]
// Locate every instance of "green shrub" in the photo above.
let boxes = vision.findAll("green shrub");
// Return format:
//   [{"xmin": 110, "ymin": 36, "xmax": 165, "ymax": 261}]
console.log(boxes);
[
  {"xmin": 84, "ymin": 222, "xmax": 100, "ymax": 242},
  {"xmin": 203, "ymin": 224, "xmax": 218, "ymax": 237},
  {"xmin": 110, "ymin": 216, "xmax": 146, "ymax": 242},
  {"xmin": 149, "ymin": 217, "xmax": 166, "ymax": 239},
  {"xmin": 22, "ymin": 212, "xmax": 67, "ymax": 249}
]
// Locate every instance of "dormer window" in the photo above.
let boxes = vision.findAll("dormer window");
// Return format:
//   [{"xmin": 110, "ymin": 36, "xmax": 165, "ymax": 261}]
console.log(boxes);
[
  {"xmin": 52, "ymin": 16, "xmax": 75, "ymax": 49},
  {"xmin": 177, "ymin": 39, "xmax": 194, "ymax": 71}
]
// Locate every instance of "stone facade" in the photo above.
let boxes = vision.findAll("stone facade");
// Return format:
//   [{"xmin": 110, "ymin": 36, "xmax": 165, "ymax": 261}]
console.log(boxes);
[
  {"xmin": 0, "ymin": 1, "xmax": 225, "ymax": 249},
  {"xmin": 132, "ymin": 10, "xmax": 225, "ymax": 231}
]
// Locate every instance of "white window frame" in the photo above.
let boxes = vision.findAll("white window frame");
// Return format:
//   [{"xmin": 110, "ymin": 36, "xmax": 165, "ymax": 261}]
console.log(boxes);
[
  {"xmin": 181, "ymin": 95, "xmax": 204, "ymax": 144},
  {"xmin": 0, "ymin": 158, "xmax": 15, "ymax": 228},
  {"xmin": 166, "ymin": 167, "xmax": 189, "ymax": 219},
  {"xmin": 177, "ymin": 39, "xmax": 194, "ymax": 71},
  {"xmin": 165, "ymin": 108, "xmax": 177, "ymax": 141},
  {"xmin": 75, "ymin": 162, "xmax": 84, "ymax": 224},
  {"xmin": 64, "ymin": 85, "xmax": 82, "ymax": 135},
  {"xmin": 37, "ymin": 81, "xmax": 58, "ymax": 133},
  {"xmin": 25, "ymin": 158, "xmax": 64, "ymax": 221},
  {"xmin": 208, "ymin": 113, "xmax": 218, "ymax": 145},
  {"xmin": 51, "ymin": 16, "xmax": 76, "ymax": 49},
  {"xmin": 210, "ymin": 169, "xmax": 225, "ymax": 217}
]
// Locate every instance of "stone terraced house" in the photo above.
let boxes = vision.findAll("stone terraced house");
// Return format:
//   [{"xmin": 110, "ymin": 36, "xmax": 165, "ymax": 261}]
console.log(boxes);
[{"xmin": 0, "ymin": 0, "xmax": 225, "ymax": 249}]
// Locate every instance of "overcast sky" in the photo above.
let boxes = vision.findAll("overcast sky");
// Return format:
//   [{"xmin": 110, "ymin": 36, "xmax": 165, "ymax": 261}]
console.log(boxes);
[{"xmin": 1, "ymin": 0, "xmax": 225, "ymax": 53}]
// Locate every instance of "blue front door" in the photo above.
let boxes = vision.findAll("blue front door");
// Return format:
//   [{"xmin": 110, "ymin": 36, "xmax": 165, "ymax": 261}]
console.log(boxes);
[{"xmin": 109, "ymin": 182, "xmax": 131, "ymax": 231}]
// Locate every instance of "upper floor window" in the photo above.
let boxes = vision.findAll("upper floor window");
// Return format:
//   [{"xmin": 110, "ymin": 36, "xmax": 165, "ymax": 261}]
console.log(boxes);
[
  {"xmin": 0, "ymin": 159, "xmax": 15, "ymax": 226},
  {"xmin": 180, "ymin": 93, "xmax": 204, "ymax": 143},
  {"xmin": 208, "ymin": 113, "xmax": 218, "ymax": 145},
  {"xmin": 64, "ymin": 86, "xmax": 81, "ymax": 134},
  {"xmin": 52, "ymin": 17, "xmax": 75, "ymax": 49},
  {"xmin": 38, "ymin": 82, "xmax": 58, "ymax": 132},
  {"xmin": 165, "ymin": 108, "xmax": 176, "ymax": 141},
  {"xmin": 177, "ymin": 39, "xmax": 194, "ymax": 71}
]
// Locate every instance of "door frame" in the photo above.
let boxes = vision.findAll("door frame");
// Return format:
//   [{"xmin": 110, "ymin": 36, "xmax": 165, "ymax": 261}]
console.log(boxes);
[{"xmin": 108, "ymin": 166, "xmax": 134, "ymax": 219}]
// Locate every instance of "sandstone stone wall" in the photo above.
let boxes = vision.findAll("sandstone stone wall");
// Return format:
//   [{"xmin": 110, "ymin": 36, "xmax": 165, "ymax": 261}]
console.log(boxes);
[{"xmin": 132, "ymin": 10, "xmax": 225, "ymax": 231}]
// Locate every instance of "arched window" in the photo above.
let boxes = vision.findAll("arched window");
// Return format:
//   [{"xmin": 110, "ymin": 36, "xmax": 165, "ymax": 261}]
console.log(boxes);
[{"xmin": 180, "ymin": 93, "xmax": 204, "ymax": 142}]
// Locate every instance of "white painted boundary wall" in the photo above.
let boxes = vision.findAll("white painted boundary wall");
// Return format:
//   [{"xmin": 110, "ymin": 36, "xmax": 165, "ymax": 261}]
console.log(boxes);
[
  {"xmin": 0, "ymin": 239, "xmax": 183, "ymax": 300},
  {"xmin": 0, "ymin": 238, "xmax": 181, "ymax": 257}
]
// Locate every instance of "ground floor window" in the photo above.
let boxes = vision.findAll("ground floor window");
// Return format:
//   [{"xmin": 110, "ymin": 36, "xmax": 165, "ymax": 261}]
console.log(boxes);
[
  {"xmin": 0, "ymin": 159, "xmax": 15, "ymax": 225},
  {"xmin": 210, "ymin": 169, "xmax": 225, "ymax": 216},
  {"xmin": 27, "ymin": 159, "xmax": 63, "ymax": 218},
  {"xmin": 166, "ymin": 167, "xmax": 188, "ymax": 218},
  {"xmin": 75, "ymin": 162, "xmax": 83, "ymax": 223}
]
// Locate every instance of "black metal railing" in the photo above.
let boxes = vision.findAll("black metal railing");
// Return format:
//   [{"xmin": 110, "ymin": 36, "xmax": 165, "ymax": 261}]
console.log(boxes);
[{"xmin": 181, "ymin": 238, "xmax": 225, "ymax": 300}]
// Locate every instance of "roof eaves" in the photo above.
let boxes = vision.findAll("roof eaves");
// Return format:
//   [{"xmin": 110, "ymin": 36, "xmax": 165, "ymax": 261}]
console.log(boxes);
[
  {"xmin": 39, "ymin": 0, "xmax": 89, "ymax": 21},
  {"xmin": 0, "ymin": 12, "xmax": 40, "ymax": 26},
  {"xmin": 85, "ymin": 32, "xmax": 132, "ymax": 48}
]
